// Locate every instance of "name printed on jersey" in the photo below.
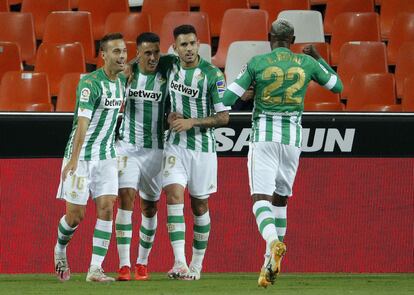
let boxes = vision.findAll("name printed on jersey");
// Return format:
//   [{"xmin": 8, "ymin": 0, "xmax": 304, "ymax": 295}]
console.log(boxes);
[
  {"xmin": 170, "ymin": 80, "xmax": 199, "ymax": 98},
  {"xmin": 128, "ymin": 89, "xmax": 163, "ymax": 102}
]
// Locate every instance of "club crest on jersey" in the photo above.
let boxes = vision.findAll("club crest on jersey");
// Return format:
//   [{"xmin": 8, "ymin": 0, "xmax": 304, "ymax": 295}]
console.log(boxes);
[
  {"xmin": 128, "ymin": 89, "xmax": 163, "ymax": 102},
  {"xmin": 196, "ymin": 73, "xmax": 204, "ymax": 80},
  {"xmin": 170, "ymin": 80, "xmax": 199, "ymax": 98},
  {"xmin": 80, "ymin": 88, "xmax": 90, "ymax": 102}
]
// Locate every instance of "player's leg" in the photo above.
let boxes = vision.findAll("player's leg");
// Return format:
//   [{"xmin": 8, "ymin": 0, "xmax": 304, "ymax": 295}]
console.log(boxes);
[
  {"xmin": 162, "ymin": 144, "xmax": 189, "ymax": 279},
  {"xmin": 248, "ymin": 142, "xmax": 284, "ymax": 287},
  {"xmin": 272, "ymin": 195, "xmax": 288, "ymax": 242},
  {"xmin": 115, "ymin": 188, "xmax": 136, "ymax": 281},
  {"xmin": 115, "ymin": 144, "xmax": 140, "ymax": 281},
  {"xmin": 86, "ymin": 159, "xmax": 118, "ymax": 282},
  {"xmin": 134, "ymin": 148, "xmax": 163, "ymax": 280},
  {"xmin": 54, "ymin": 159, "xmax": 90, "ymax": 281},
  {"xmin": 135, "ymin": 197, "xmax": 158, "ymax": 280},
  {"xmin": 184, "ymin": 150, "xmax": 216, "ymax": 280}
]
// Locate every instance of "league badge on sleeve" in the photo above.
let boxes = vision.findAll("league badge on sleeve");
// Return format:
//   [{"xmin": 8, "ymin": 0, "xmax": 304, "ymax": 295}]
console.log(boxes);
[
  {"xmin": 216, "ymin": 79, "xmax": 226, "ymax": 97},
  {"xmin": 80, "ymin": 88, "xmax": 91, "ymax": 102}
]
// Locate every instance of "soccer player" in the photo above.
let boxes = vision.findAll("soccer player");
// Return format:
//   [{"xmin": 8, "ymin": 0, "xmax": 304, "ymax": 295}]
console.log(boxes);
[
  {"xmin": 163, "ymin": 24, "xmax": 230, "ymax": 280},
  {"xmin": 54, "ymin": 33, "xmax": 127, "ymax": 282},
  {"xmin": 223, "ymin": 20, "xmax": 343, "ymax": 287},
  {"xmin": 115, "ymin": 32, "xmax": 170, "ymax": 281}
]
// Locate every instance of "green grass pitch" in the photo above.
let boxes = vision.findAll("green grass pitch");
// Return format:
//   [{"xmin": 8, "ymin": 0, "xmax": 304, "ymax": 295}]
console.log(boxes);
[{"xmin": 0, "ymin": 273, "xmax": 413, "ymax": 295}]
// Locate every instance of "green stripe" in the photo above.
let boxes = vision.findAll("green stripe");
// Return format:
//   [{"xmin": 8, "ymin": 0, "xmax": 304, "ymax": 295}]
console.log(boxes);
[
  {"xmin": 140, "ymin": 226, "xmax": 156, "ymax": 236},
  {"xmin": 259, "ymin": 218, "xmax": 275, "ymax": 234},
  {"xmin": 193, "ymin": 240, "xmax": 208, "ymax": 250},
  {"xmin": 167, "ymin": 215, "xmax": 185, "ymax": 223},
  {"xmin": 169, "ymin": 231, "xmax": 185, "ymax": 241},
  {"xmin": 85, "ymin": 110, "xmax": 107, "ymax": 160},
  {"xmin": 278, "ymin": 235, "xmax": 285, "ymax": 242},
  {"xmin": 295, "ymin": 115, "xmax": 301, "ymax": 147},
  {"xmin": 173, "ymin": 133, "xmax": 180, "ymax": 145},
  {"xmin": 143, "ymin": 100, "xmax": 153, "ymax": 148},
  {"xmin": 194, "ymin": 224, "xmax": 211, "ymax": 233},
  {"xmin": 254, "ymin": 206, "xmax": 272, "ymax": 218},
  {"xmin": 281, "ymin": 115, "xmax": 290, "ymax": 145},
  {"xmin": 201, "ymin": 129, "xmax": 209, "ymax": 152},
  {"xmin": 92, "ymin": 246, "xmax": 108, "ymax": 256},
  {"xmin": 139, "ymin": 239, "xmax": 153, "ymax": 249},
  {"xmin": 265, "ymin": 115, "xmax": 273, "ymax": 141},
  {"xmin": 129, "ymin": 98, "xmax": 136, "ymax": 144},
  {"xmin": 275, "ymin": 218, "xmax": 287, "ymax": 228},
  {"xmin": 116, "ymin": 237, "xmax": 131, "ymax": 244},
  {"xmin": 99, "ymin": 109, "xmax": 118, "ymax": 160},
  {"xmin": 116, "ymin": 223, "xmax": 132, "ymax": 231},
  {"xmin": 184, "ymin": 69, "xmax": 195, "ymax": 150},
  {"xmin": 58, "ymin": 223, "xmax": 75, "ymax": 236},
  {"xmin": 254, "ymin": 117, "xmax": 260, "ymax": 142},
  {"xmin": 157, "ymin": 83, "xmax": 165, "ymax": 149},
  {"xmin": 94, "ymin": 229, "xmax": 111, "ymax": 240},
  {"xmin": 58, "ymin": 237, "xmax": 70, "ymax": 245}
]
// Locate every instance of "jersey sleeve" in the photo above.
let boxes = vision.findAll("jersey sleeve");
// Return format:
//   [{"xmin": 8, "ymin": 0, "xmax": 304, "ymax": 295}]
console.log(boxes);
[
  {"xmin": 223, "ymin": 58, "xmax": 255, "ymax": 106},
  {"xmin": 76, "ymin": 78, "xmax": 100, "ymax": 119},
  {"xmin": 209, "ymin": 68, "xmax": 231, "ymax": 113},
  {"xmin": 310, "ymin": 57, "xmax": 343, "ymax": 93}
]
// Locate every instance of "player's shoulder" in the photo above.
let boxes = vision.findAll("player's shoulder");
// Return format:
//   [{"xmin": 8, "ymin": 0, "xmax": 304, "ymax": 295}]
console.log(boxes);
[
  {"xmin": 199, "ymin": 58, "xmax": 224, "ymax": 78},
  {"xmin": 79, "ymin": 69, "xmax": 102, "ymax": 87}
]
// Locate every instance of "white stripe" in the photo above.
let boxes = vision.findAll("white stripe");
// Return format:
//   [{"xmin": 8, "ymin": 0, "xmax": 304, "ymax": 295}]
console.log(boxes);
[
  {"xmin": 272, "ymin": 116, "xmax": 282, "ymax": 143},
  {"xmin": 105, "ymin": 82, "xmax": 118, "ymax": 154},
  {"xmin": 93, "ymin": 237, "xmax": 110, "ymax": 247},
  {"xmin": 78, "ymin": 108, "xmax": 92, "ymax": 119},
  {"xmin": 289, "ymin": 116, "xmax": 297, "ymax": 146},
  {"xmin": 214, "ymin": 102, "xmax": 231, "ymax": 112},
  {"xmin": 139, "ymin": 232, "xmax": 155, "ymax": 242},
  {"xmin": 152, "ymin": 73, "xmax": 162, "ymax": 148},
  {"xmin": 258, "ymin": 116, "xmax": 266, "ymax": 142},
  {"xmin": 228, "ymin": 82, "xmax": 246, "ymax": 97},
  {"xmin": 118, "ymin": 230, "xmax": 133, "ymax": 238},
  {"xmin": 137, "ymin": 74, "xmax": 148, "ymax": 145},
  {"xmin": 191, "ymin": 69, "xmax": 202, "ymax": 151},
  {"xmin": 323, "ymin": 74, "xmax": 337, "ymax": 90},
  {"xmin": 277, "ymin": 228, "xmax": 287, "ymax": 236}
]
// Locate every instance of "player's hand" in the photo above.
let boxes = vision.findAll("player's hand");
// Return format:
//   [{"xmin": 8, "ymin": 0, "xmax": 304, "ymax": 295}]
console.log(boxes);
[
  {"xmin": 62, "ymin": 159, "xmax": 78, "ymax": 181},
  {"xmin": 171, "ymin": 118, "xmax": 194, "ymax": 132},
  {"xmin": 241, "ymin": 86, "xmax": 254, "ymax": 101},
  {"xmin": 123, "ymin": 64, "xmax": 133, "ymax": 85},
  {"xmin": 167, "ymin": 112, "xmax": 183, "ymax": 125},
  {"xmin": 302, "ymin": 45, "xmax": 321, "ymax": 60}
]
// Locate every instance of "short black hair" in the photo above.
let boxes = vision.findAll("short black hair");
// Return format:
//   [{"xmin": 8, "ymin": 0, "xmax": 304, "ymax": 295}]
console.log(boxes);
[
  {"xmin": 173, "ymin": 24, "xmax": 197, "ymax": 40},
  {"xmin": 136, "ymin": 32, "xmax": 160, "ymax": 46},
  {"xmin": 100, "ymin": 33, "xmax": 124, "ymax": 51}
]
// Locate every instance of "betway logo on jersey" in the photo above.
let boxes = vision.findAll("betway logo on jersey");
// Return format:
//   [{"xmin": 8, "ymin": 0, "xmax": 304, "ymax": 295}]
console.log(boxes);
[
  {"xmin": 128, "ymin": 89, "xmax": 162, "ymax": 102},
  {"xmin": 104, "ymin": 97, "xmax": 123, "ymax": 109},
  {"xmin": 215, "ymin": 127, "xmax": 355, "ymax": 153},
  {"xmin": 170, "ymin": 80, "xmax": 199, "ymax": 98}
]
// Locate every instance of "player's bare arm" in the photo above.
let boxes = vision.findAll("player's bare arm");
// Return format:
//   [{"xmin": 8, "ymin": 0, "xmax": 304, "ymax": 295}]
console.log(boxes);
[
  {"xmin": 62, "ymin": 117, "xmax": 90, "ymax": 180},
  {"xmin": 302, "ymin": 44, "xmax": 321, "ymax": 60},
  {"xmin": 170, "ymin": 111, "xmax": 229, "ymax": 132}
]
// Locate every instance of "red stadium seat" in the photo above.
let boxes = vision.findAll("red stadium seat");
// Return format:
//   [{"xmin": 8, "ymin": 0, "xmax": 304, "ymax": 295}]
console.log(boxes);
[
  {"xmin": 305, "ymin": 81, "xmax": 341, "ymax": 103},
  {"xmin": 200, "ymin": 0, "xmax": 248, "ymax": 38},
  {"xmin": 96, "ymin": 41, "xmax": 136, "ymax": 68},
  {"xmin": 330, "ymin": 12, "xmax": 380, "ymax": 66},
  {"xmin": 1, "ymin": 102, "xmax": 54, "ymax": 111},
  {"xmin": 290, "ymin": 42, "xmax": 330, "ymax": 64},
  {"xmin": 160, "ymin": 12, "xmax": 210, "ymax": 53},
  {"xmin": 347, "ymin": 73, "xmax": 397, "ymax": 111},
  {"xmin": 8, "ymin": 0, "xmax": 21, "ymax": 4},
  {"xmin": 0, "ymin": 12, "xmax": 36, "ymax": 64},
  {"xmin": 0, "ymin": 71, "xmax": 51, "ymax": 110},
  {"xmin": 387, "ymin": 13, "xmax": 414, "ymax": 65},
  {"xmin": 0, "ymin": 42, "xmax": 22, "ymax": 82},
  {"xmin": 380, "ymin": 0, "xmax": 414, "ymax": 40},
  {"xmin": 402, "ymin": 75, "xmax": 414, "ymax": 111},
  {"xmin": 356, "ymin": 104, "xmax": 402, "ymax": 112},
  {"xmin": 21, "ymin": 0, "xmax": 70, "ymax": 39},
  {"xmin": 0, "ymin": 0, "xmax": 9, "ymax": 12},
  {"xmin": 56, "ymin": 72, "xmax": 84, "ymax": 112},
  {"xmin": 259, "ymin": 0, "xmax": 310, "ymax": 28},
  {"xmin": 104, "ymin": 13, "xmax": 150, "ymax": 43},
  {"xmin": 142, "ymin": 0, "xmax": 189, "ymax": 35},
  {"xmin": 324, "ymin": 0, "xmax": 374, "ymax": 35},
  {"xmin": 35, "ymin": 42, "xmax": 86, "ymax": 96},
  {"xmin": 395, "ymin": 42, "xmax": 414, "ymax": 98},
  {"xmin": 212, "ymin": 9, "xmax": 268, "ymax": 68},
  {"xmin": 304, "ymin": 102, "xmax": 344, "ymax": 111},
  {"xmin": 337, "ymin": 42, "xmax": 388, "ymax": 99},
  {"xmin": 43, "ymin": 11, "xmax": 96, "ymax": 64},
  {"xmin": 78, "ymin": 0, "xmax": 129, "ymax": 40}
]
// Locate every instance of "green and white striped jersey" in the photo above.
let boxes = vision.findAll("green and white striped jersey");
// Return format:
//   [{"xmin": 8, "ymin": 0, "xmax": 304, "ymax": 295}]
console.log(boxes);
[
  {"xmin": 167, "ymin": 57, "xmax": 230, "ymax": 152},
  {"xmin": 64, "ymin": 68, "xmax": 126, "ymax": 160},
  {"xmin": 119, "ymin": 60, "xmax": 169, "ymax": 149},
  {"xmin": 224, "ymin": 47, "xmax": 342, "ymax": 147}
]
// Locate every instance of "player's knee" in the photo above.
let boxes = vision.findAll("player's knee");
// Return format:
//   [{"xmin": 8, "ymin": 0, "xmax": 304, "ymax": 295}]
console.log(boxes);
[
  {"xmin": 190, "ymin": 197, "xmax": 209, "ymax": 216},
  {"xmin": 272, "ymin": 193, "xmax": 288, "ymax": 206},
  {"xmin": 141, "ymin": 201, "xmax": 158, "ymax": 218},
  {"xmin": 96, "ymin": 197, "xmax": 116, "ymax": 220},
  {"xmin": 66, "ymin": 210, "xmax": 85, "ymax": 227}
]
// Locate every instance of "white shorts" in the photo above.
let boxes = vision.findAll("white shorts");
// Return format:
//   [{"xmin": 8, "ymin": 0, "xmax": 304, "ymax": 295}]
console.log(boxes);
[
  {"xmin": 247, "ymin": 141, "xmax": 301, "ymax": 197},
  {"xmin": 162, "ymin": 143, "xmax": 217, "ymax": 197},
  {"xmin": 116, "ymin": 140, "xmax": 163, "ymax": 201},
  {"xmin": 56, "ymin": 158, "xmax": 118, "ymax": 205}
]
